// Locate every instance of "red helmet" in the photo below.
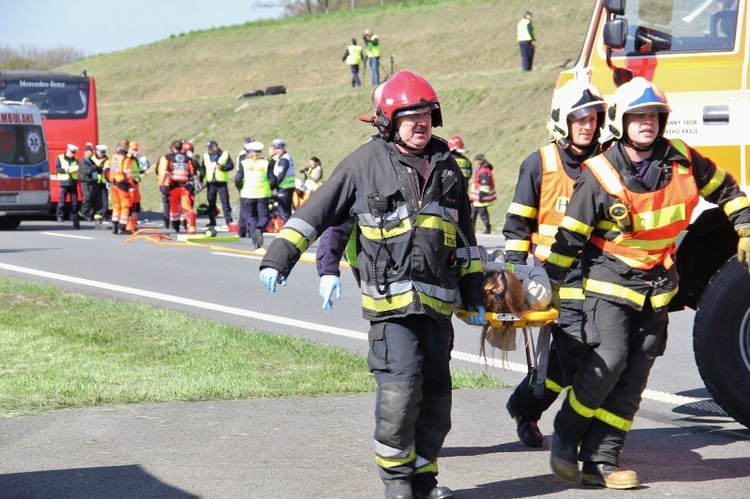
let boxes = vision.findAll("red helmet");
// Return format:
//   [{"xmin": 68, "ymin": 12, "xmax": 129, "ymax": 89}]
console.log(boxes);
[
  {"xmin": 375, "ymin": 70, "xmax": 442, "ymax": 139},
  {"xmin": 181, "ymin": 141, "xmax": 194, "ymax": 153},
  {"xmin": 448, "ymin": 135, "xmax": 465, "ymax": 151}
]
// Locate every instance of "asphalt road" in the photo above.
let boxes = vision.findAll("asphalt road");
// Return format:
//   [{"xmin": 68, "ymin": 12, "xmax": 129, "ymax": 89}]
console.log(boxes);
[{"xmin": 1, "ymin": 215, "xmax": 749, "ymax": 498}]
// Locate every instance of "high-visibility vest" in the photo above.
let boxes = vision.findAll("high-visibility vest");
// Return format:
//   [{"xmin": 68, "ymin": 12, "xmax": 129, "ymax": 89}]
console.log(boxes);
[
  {"xmin": 239, "ymin": 157, "xmax": 272, "ymax": 199},
  {"xmin": 346, "ymin": 44, "xmax": 363, "ymax": 66},
  {"xmin": 469, "ymin": 165, "xmax": 497, "ymax": 206},
  {"xmin": 365, "ymin": 35, "xmax": 380, "ymax": 58},
  {"xmin": 275, "ymin": 152, "xmax": 296, "ymax": 189},
  {"xmin": 56, "ymin": 155, "xmax": 79, "ymax": 181},
  {"xmin": 530, "ymin": 144, "xmax": 575, "ymax": 262},
  {"xmin": 584, "ymin": 141, "xmax": 699, "ymax": 271},
  {"xmin": 517, "ymin": 18, "xmax": 534, "ymax": 42},
  {"xmin": 93, "ymin": 155, "xmax": 108, "ymax": 184},
  {"xmin": 204, "ymin": 151, "xmax": 231, "ymax": 183}
]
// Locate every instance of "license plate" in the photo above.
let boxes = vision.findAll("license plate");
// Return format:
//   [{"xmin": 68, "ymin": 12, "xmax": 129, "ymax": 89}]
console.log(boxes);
[{"xmin": 0, "ymin": 194, "xmax": 18, "ymax": 204}]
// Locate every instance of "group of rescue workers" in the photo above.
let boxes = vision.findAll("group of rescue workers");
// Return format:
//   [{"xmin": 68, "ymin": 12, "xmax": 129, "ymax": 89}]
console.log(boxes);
[
  {"xmin": 55, "ymin": 135, "xmax": 317, "ymax": 246},
  {"xmin": 257, "ymin": 70, "xmax": 750, "ymax": 499}
]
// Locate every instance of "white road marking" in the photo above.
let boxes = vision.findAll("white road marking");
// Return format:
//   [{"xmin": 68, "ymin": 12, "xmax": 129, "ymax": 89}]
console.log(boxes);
[
  {"xmin": 0, "ymin": 263, "xmax": 721, "ymax": 413},
  {"xmin": 40, "ymin": 232, "xmax": 94, "ymax": 240}
]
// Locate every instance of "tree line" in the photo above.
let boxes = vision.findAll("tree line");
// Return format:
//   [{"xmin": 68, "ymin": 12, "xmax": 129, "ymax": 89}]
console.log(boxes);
[{"xmin": 0, "ymin": 45, "xmax": 85, "ymax": 71}]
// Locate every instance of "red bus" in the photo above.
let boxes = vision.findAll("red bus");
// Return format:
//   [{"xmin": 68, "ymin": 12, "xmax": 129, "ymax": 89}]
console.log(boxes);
[{"xmin": 0, "ymin": 70, "xmax": 98, "ymax": 210}]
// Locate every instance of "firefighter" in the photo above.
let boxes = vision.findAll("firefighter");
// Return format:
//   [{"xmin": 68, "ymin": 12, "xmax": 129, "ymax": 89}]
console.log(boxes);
[
  {"xmin": 235, "ymin": 141, "xmax": 272, "ymax": 249},
  {"xmin": 502, "ymin": 80, "xmax": 607, "ymax": 448},
  {"xmin": 468, "ymin": 153, "xmax": 496, "ymax": 233},
  {"xmin": 260, "ymin": 70, "xmax": 485, "ymax": 499},
  {"xmin": 203, "ymin": 140, "xmax": 234, "ymax": 227},
  {"xmin": 92, "ymin": 144, "xmax": 109, "ymax": 229},
  {"xmin": 162, "ymin": 140, "xmax": 196, "ymax": 234},
  {"xmin": 447, "ymin": 135, "xmax": 472, "ymax": 190},
  {"xmin": 107, "ymin": 140, "xmax": 136, "ymax": 235},
  {"xmin": 543, "ymin": 77, "xmax": 750, "ymax": 489},
  {"xmin": 126, "ymin": 141, "xmax": 149, "ymax": 232},
  {"xmin": 55, "ymin": 143, "xmax": 80, "ymax": 229}
]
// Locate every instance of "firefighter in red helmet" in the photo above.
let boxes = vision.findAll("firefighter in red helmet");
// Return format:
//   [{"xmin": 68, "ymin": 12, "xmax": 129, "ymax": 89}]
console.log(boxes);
[
  {"xmin": 260, "ymin": 70, "xmax": 485, "ymax": 499},
  {"xmin": 447, "ymin": 135, "xmax": 472, "ymax": 189}
]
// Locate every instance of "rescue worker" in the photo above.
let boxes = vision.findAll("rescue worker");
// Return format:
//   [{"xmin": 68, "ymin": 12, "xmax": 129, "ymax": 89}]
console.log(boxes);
[
  {"xmin": 92, "ymin": 144, "xmax": 109, "ymax": 229},
  {"xmin": 363, "ymin": 28, "xmax": 381, "ymax": 85},
  {"xmin": 270, "ymin": 138, "xmax": 295, "ymax": 223},
  {"xmin": 260, "ymin": 70, "xmax": 486, "ymax": 499},
  {"xmin": 235, "ymin": 140, "xmax": 272, "ymax": 249},
  {"xmin": 78, "ymin": 143, "xmax": 98, "ymax": 222},
  {"xmin": 162, "ymin": 140, "xmax": 197, "ymax": 234},
  {"xmin": 447, "ymin": 135, "xmax": 472, "ymax": 190},
  {"xmin": 517, "ymin": 11, "xmax": 536, "ymax": 71},
  {"xmin": 469, "ymin": 153, "xmax": 496, "ymax": 234},
  {"xmin": 293, "ymin": 156, "xmax": 324, "ymax": 209},
  {"xmin": 55, "ymin": 143, "xmax": 80, "ymax": 229},
  {"xmin": 156, "ymin": 145, "xmax": 172, "ymax": 229},
  {"xmin": 107, "ymin": 140, "xmax": 136, "ymax": 235},
  {"xmin": 126, "ymin": 141, "xmax": 149, "ymax": 233},
  {"xmin": 203, "ymin": 140, "xmax": 234, "ymax": 227},
  {"xmin": 503, "ymin": 80, "xmax": 607, "ymax": 448},
  {"xmin": 543, "ymin": 77, "xmax": 750, "ymax": 489},
  {"xmin": 343, "ymin": 37, "xmax": 363, "ymax": 87}
]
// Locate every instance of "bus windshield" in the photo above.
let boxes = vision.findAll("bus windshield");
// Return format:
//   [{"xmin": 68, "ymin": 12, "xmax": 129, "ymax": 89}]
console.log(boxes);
[
  {"xmin": 0, "ymin": 78, "xmax": 90, "ymax": 119},
  {"xmin": 614, "ymin": 0, "xmax": 739, "ymax": 54}
]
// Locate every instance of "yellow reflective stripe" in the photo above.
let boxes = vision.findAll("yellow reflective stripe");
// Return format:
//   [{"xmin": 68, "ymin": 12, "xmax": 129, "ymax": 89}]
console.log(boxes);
[
  {"xmin": 416, "ymin": 214, "xmax": 453, "ymax": 232},
  {"xmin": 545, "ymin": 377, "xmax": 564, "ymax": 393},
  {"xmin": 586, "ymin": 156, "xmax": 625, "ymax": 196},
  {"xmin": 699, "ymin": 168, "xmax": 726, "ymax": 198},
  {"xmin": 568, "ymin": 389, "xmax": 596, "ymax": 419},
  {"xmin": 541, "ymin": 144, "xmax": 559, "ymax": 172},
  {"xmin": 584, "ymin": 278, "xmax": 646, "ymax": 307},
  {"xmin": 651, "ymin": 287, "xmax": 678, "ymax": 309},
  {"xmin": 505, "ymin": 239, "xmax": 530, "ymax": 252},
  {"xmin": 669, "ymin": 138, "xmax": 689, "ymax": 159},
  {"xmin": 419, "ymin": 292, "xmax": 454, "ymax": 316},
  {"xmin": 359, "ymin": 218, "xmax": 413, "ymax": 239},
  {"xmin": 634, "ymin": 204, "xmax": 686, "ymax": 231},
  {"xmin": 594, "ymin": 407, "xmax": 633, "ymax": 432},
  {"xmin": 612, "ymin": 234, "xmax": 679, "ymax": 251},
  {"xmin": 596, "ymin": 219, "xmax": 618, "ymax": 231},
  {"xmin": 362, "ymin": 290, "xmax": 413, "ymax": 312},
  {"xmin": 723, "ymin": 195, "xmax": 750, "ymax": 217},
  {"xmin": 537, "ymin": 223, "xmax": 559, "ymax": 236},
  {"xmin": 533, "ymin": 245, "xmax": 552, "ymax": 261},
  {"xmin": 559, "ymin": 287, "xmax": 584, "ymax": 301},
  {"xmin": 376, "ymin": 447, "xmax": 416, "ymax": 469},
  {"xmin": 461, "ymin": 259, "xmax": 484, "ymax": 277},
  {"xmin": 547, "ymin": 251, "xmax": 574, "ymax": 268},
  {"xmin": 560, "ymin": 215, "xmax": 593, "ymax": 237},
  {"xmin": 508, "ymin": 202, "xmax": 537, "ymax": 219},
  {"xmin": 415, "ymin": 461, "xmax": 438, "ymax": 474},
  {"xmin": 277, "ymin": 227, "xmax": 309, "ymax": 253}
]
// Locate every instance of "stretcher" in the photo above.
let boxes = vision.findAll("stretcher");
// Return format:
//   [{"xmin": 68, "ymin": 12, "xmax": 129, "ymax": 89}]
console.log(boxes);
[{"xmin": 455, "ymin": 307, "xmax": 558, "ymax": 329}]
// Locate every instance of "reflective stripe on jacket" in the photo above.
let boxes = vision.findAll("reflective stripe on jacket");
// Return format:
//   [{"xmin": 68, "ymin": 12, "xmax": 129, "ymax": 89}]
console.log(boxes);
[{"xmin": 469, "ymin": 165, "xmax": 496, "ymax": 206}]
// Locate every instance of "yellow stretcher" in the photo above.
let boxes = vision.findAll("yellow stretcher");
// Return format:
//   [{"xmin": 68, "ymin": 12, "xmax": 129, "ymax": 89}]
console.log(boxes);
[{"xmin": 454, "ymin": 307, "xmax": 559, "ymax": 329}]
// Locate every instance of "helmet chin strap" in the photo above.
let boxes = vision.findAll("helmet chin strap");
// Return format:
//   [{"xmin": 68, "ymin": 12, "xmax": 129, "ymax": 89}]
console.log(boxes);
[
  {"xmin": 623, "ymin": 136, "xmax": 655, "ymax": 152},
  {"xmin": 393, "ymin": 132, "xmax": 426, "ymax": 154}
]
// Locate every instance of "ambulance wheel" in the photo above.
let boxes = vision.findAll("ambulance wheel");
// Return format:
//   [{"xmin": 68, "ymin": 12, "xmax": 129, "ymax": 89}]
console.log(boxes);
[
  {"xmin": 0, "ymin": 216, "xmax": 21, "ymax": 230},
  {"xmin": 204, "ymin": 227, "xmax": 217, "ymax": 237},
  {"xmin": 693, "ymin": 256, "xmax": 750, "ymax": 429}
]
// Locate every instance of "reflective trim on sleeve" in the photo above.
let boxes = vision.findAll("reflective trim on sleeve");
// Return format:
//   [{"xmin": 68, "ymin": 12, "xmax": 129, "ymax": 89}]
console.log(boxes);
[
  {"xmin": 505, "ymin": 239, "xmax": 531, "ymax": 252},
  {"xmin": 723, "ymin": 195, "xmax": 750, "ymax": 217},
  {"xmin": 282, "ymin": 217, "xmax": 317, "ymax": 241},
  {"xmin": 560, "ymin": 215, "xmax": 594, "ymax": 237},
  {"xmin": 461, "ymin": 259, "xmax": 485, "ymax": 277},
  {"xmin": 699, "ymin": 168, "xmax": 726, "ymax": 198},
  {"xmin": 277, "ymin": 227, "xmax": 309, "ymax": 253},
  {"xmin": 547, "ymin": 252, "xmax": 575, "ymax": 269},
  {"xmin": 508, "ymin": 202, "xmax": 538, "ymax": 219}
]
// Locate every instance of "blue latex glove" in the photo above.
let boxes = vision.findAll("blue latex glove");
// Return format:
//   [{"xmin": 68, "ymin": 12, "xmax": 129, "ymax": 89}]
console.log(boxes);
[
  {"xmin": 319, "ymin": 275, "xmax": 342, "ymax": 310},
  {"xmin": 466, "ymin": 304, "xmax": 487, "ymax": 325},
  {"xmin": 106, "ymin": 182, "xmax": 111, "ymax": 189},
  {"xmin": 92, "ymin": 171, "xmax": 98, "ymax": 181},
  {"xmin": 260, "ymin": 267, "xmax": 286, "ymax": 293}
]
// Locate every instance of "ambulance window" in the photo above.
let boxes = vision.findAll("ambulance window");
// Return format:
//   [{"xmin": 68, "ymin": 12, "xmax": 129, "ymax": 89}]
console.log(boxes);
[
  {"xmin": 613, "ymin": 0, "xmax": 738, "ymax": 54},
  {"xmin": 0, "ymin": 125, "xmax": 45, "ymax": 166}
]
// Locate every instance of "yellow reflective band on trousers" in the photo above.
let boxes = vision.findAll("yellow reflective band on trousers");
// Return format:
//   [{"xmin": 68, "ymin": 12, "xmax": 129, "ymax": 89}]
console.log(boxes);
[
  {"xmin": 568, "ymin": 389, "xmax": 633, "ymax": 432},
  {"xmin": 545, "ymin": 377, "xmax": 563, "ymax": 394},
  {"xmin": 699, "ymin": 168, "xmax": 726, "ymax": 198},
  {"xmin": 723, "ymin": 195, "xmax": 750, "ymax": 217},
  {"xmin": 376, "ymin": 447, "xmax": 416, "ymax": 469},
  {"xmin": 584, "ymin": 278, "xmax": 678, "ymax": 310},
  {"xmin": 415, "ymin": 461, "xmax": 438, "ymax": 475},
  {"xmin": 508, "ymin": 202, "xmax": 537, "ymax": 219},
  {"xmin": 560, "ymin": 215, "xmax": 594, "ymax": 237},
  {"xmin": 505, "ymin": 239, "xmax": 530, "ymax": 252},
  {"xmin": 361, "ymin": 290, "xmax": 454, "ymax": 316},
  {"xmin": 277, "ymin": 227, "xmax": 309, "ymax": 253},
  {"xmin": 567, "ymin": 388, "xmax": 596, "ymax": 418}
]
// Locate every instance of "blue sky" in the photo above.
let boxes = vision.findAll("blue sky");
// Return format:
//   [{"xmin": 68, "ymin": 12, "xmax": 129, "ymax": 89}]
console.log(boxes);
[{"xmin": 5, "ymin": 0, "xmax": 285, "ymax": 55}]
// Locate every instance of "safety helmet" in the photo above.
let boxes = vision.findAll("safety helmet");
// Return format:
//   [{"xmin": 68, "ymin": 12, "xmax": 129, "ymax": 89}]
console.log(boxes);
[
  {"xmin": 606, "ymin": 76, "xmax": 671, "ymax": 140},
  {"xmin": 448, "ymin": 135, "xmax": 466, "ymax": 152},
  {"xmin": 181, "ymin": 141, "xmax": 194, "ymax": 153},
  {"xmin": 129, "ymin": 140, "xmax": 139, "ymax": 151},
  {"xmin": 546, "ymin": 80, "xmax": 607, "ymax": 147},
  {"xmin": 374, "ymin": 70, "xmax": 442, "ymax": 140}
]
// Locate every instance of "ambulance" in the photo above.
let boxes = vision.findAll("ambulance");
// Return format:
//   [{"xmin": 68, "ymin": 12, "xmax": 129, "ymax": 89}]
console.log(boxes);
[
  {"xmin": 0, "ymin": 98, "xmax": 50, "ymax": 229},
  {"xmin": 558, "ymin": 0, "xmax": 750, "ymax": 428}
]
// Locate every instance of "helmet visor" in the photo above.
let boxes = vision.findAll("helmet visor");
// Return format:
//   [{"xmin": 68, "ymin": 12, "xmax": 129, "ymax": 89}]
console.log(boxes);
[{"xmin": 569, "ymin": 102, "xmax": 607, "ymax": 121}]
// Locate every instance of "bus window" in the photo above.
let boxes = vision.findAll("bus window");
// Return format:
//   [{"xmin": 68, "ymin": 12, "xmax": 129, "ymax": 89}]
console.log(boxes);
[
  {"xmin": 613, "ymin": 0, "xmax": 738, "ymax": 54},
  {"xmin": 0, "ymin": 80, "xmax": 90, "ymax": 119}
]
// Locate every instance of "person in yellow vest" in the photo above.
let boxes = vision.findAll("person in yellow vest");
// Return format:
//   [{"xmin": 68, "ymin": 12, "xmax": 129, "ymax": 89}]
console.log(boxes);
[
  {"xmin": 203, "ymin": 140, "xmax": 235, "ymax": 227},
  {"xmin": 469, "ymin": 153, "xmax": 497, "ymax": 234},
  {"xmin": 517, "ymin": 11, "xmax": 536, "ymax": 71},
  {"xmin": 126, "ymin": 141, "xmax": 148, "ymax": 233},
  {"xmin": 270, "ymin": 138, "xmax": 295, "ymax": 223},
  {"xmin": 502, "ymin": 80, "xmax": 607, "ymax": 449},
  {"xmin": 342, "ymin": 37, "xmax": 363, "ymax": 87},
  {"xmin": 543, "ymin": 77, "xmax": 750, "ymax": 489},
  {"xmin": 235, "ymin": 141, "xmax": 272, "ymax": 249},
  {"xmin": 55, "ymin": 143, "xmax": 80, "ymax": 229},
  {"xmin": 92, "ymin": 144, "xmax": 109, "ymax": 229},
  {"xmin": 363, "ymin": 28, "xmax": 381, "ymax": 85}
]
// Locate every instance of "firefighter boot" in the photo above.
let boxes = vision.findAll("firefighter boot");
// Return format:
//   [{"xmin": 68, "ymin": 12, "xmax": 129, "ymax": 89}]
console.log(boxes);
[
  {"xmin": 582, "ymin": 463, "xmax": 639, "ymax": 489},
  {"xmin": 255, "ymin": 228, "xmax": 264, "ymax": 249},
  {"xmin": 171, "ymin": 220, "xmax": 181, "ymax": 232},
  {"xmin": 73, "ymin": 218, "xmax": 80, "ymax": 230},
  {"xmin": 550, "ymin": 432, "xmax": 579, "ymax": 484},
  {"xmin": 383, "ymin": 479, "xmax": 413, "ymax": 499},
  {"xmin": 413, "ymin": 473, "xmax": 453, "ymax": 499},
  {"xmin": 112, "ymin": 221, "xmax": 119, "ymax": 234},
  {"xmin": 506, "ymin": 398, "xmax": 543, "ymax": 448}
]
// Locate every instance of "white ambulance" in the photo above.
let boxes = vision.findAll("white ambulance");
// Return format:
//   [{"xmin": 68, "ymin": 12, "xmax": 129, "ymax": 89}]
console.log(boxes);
[
  {"xmin": 558, "ymin": 0, "xmax": 750, "ymax": 427},
  {"xmin": 0, "ymin": 98, "xmax": 50, "ymax": 229}
]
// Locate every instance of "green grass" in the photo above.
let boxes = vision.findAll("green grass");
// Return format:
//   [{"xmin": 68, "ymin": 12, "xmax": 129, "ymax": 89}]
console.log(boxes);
[
  {"xmin": 57, "ymin": 0, "xmax": 595, "ymax": 232},
  {"xmin": 0, "ymin": 275, "xmax": 502, "ymax": 417}
]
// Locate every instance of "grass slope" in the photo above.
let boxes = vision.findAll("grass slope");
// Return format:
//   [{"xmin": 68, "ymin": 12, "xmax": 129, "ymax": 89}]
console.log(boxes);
[{"xmin": 60, "ymin": 0, "xmax": 594, "ymax": 226}]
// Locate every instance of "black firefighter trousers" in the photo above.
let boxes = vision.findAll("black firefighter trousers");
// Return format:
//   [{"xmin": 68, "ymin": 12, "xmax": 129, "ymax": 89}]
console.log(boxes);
[
  {"xmin": 368, "ymin": 315, "xmax": 452, "ymax": 484},
  {"xmin": 554, "ymin": 297, "xmax": 668, "ymax": 466}
]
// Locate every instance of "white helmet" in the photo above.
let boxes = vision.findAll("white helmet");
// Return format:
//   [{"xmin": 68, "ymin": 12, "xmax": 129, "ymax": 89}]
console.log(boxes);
[
  {"xmin": 606, "ymin": 76, "xmax": 671, "ymax": 140},
  {"xmin": 546, "ymin": 80, "xmax": 607, "ymax": 148}
]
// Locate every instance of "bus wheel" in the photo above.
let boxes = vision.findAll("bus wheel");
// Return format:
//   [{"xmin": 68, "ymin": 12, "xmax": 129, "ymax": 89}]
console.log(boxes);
[
  {"xmin": 0, "ymin": 216, "xmax": 21, "ymax": 230},
  {"xmin": 694, "ymin": 256, "xmax": 750, "ymax": 429}
]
